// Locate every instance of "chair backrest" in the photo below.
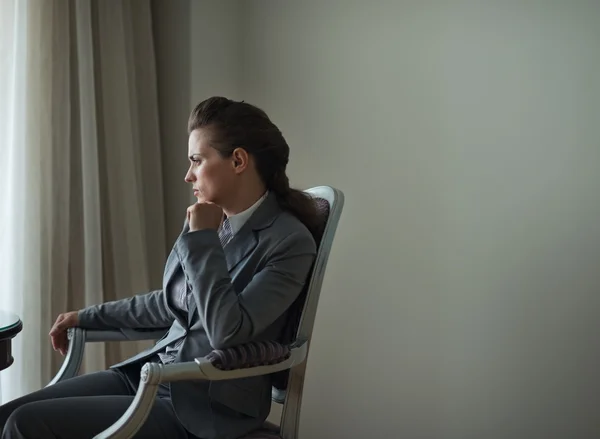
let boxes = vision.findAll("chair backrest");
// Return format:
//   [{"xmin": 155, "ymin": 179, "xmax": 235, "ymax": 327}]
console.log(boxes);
[{"xmin": 272, "ymin": 186, "xmax": 344, "ymax": 439}]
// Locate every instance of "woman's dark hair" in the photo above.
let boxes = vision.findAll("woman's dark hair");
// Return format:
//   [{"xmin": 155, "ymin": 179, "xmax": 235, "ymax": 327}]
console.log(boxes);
[{"xmin": 188, "ymin": 96, "xmax": 320, "ymax": 236}]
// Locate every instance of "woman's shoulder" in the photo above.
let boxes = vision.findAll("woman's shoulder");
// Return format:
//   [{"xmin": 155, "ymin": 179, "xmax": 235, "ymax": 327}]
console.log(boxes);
[{"xmin": 264, "ymin": 210, "xmax": 317, "ymax": 253}]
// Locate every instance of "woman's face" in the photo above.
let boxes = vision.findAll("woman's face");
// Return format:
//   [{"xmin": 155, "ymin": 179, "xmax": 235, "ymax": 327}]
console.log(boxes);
[{"xmin": 184, "ymin": 128, "xmax": 236, "ymax": 204}]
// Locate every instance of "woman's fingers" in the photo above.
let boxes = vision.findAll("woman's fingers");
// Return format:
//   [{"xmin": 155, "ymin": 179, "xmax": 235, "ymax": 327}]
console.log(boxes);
[{"xmin": 49, "ymin": 312, "xmax": 78, "ymax": 355}]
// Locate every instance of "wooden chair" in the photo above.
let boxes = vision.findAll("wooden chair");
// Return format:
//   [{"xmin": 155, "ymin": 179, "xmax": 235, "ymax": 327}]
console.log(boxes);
[{"xmin": 48, "ymin": 186, "xmax": 345, "ymax": 439}]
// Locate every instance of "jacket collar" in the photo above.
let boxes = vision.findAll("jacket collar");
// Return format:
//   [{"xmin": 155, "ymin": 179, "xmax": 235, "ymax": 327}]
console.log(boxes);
[{"xmin": 241, "ymin": 191, "xmax": 280, "ymax": 232}]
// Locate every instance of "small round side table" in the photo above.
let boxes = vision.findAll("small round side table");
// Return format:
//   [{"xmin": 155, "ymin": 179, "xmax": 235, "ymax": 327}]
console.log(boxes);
[{"xmin": 0, "ymin": 311, "xmax": 23, "ymax": 371}]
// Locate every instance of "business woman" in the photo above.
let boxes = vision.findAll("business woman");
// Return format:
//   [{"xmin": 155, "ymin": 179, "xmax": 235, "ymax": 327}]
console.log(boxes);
[{"xmin": 0, "ymin": 97, "xmax": 318, "ymax": 439}]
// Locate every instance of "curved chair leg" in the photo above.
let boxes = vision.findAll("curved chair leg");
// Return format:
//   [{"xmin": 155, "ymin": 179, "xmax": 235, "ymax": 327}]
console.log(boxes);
[
  {"xmin": 47, "ymin": 328, "xmax": 86, "ymax": 386},
  {"xmin": 93, "ymin": 362, "xmax": 161, "ymax": 439}
]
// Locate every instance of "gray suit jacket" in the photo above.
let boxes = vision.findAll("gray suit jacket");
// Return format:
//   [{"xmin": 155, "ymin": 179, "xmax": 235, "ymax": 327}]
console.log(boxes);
[{"xmin": 78, "ymin": 193, "xmax": 317, "ymax": 439}]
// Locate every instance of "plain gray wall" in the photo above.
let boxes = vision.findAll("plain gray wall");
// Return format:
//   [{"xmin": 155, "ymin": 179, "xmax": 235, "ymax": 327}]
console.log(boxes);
[
  {"xmin": 153, "ymin": 0, "xmax": 243, "ymax": 243},
  {"xmin": 156, "ymin": 1, "xmax": 600, "ymax": 438}
]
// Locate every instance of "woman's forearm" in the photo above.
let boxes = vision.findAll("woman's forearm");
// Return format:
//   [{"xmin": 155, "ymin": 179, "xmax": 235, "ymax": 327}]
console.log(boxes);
[
  {"xmin": 77, "ymin": 290, "xmax": 174, "ymax": 330},
  {"xmin": 175, "ymin": 229, "xmax": 316, "ymax": 349}
]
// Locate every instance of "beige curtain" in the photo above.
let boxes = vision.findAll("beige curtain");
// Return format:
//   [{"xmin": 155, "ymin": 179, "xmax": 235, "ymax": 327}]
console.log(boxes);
[{"xmin": 0, "ymin": 0, "xmax": 166, "ymax": 402}]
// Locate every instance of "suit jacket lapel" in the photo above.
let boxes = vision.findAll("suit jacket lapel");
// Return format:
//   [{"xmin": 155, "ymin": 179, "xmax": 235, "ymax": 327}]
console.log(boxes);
[
  {"xmin": 164, "ymin": 219, "xmax": 191, "ymax": 327},
  {"xmin": 163, "ymin": 249, "xmax": 180, "ymax": 287},
  {"xmin": 223, "ymin": 228, "xmax": 258, "ymax": 272},
  {"xmin": 164, "ymin": 218, "xmax": 189, "ymax": 289}
]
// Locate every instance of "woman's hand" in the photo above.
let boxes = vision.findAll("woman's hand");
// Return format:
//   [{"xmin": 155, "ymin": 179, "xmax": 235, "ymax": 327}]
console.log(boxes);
[
  {"xmin": 187, "ymin": 202, "xmax": 223, "ymax": 232},
  {"xmin": 49, "ymin": 311, "xmax": 79, "ymax": 356}
]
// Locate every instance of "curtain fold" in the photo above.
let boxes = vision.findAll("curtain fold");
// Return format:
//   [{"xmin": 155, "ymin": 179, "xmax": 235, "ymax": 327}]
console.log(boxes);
[{"xmin": 0, "ymin": 0, "xmax": 166, "ymax": 402}]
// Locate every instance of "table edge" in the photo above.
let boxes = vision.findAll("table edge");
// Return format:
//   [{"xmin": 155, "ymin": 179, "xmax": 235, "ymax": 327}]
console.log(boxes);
[{"xmin": 0, "ymin": 319, "xmax": 23, "ymax": 340}]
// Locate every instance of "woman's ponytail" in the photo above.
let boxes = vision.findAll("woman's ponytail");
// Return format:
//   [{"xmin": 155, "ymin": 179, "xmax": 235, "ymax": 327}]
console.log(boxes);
[{"xmin": 269, "ymin": 170, "xmax": 320, "ymax": 236}]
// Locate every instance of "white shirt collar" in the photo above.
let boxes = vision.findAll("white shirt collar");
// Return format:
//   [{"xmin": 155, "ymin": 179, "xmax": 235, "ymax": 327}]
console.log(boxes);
[{"xmin": 226, "ymin": 192, "xmax": 268, "ymax": 236}]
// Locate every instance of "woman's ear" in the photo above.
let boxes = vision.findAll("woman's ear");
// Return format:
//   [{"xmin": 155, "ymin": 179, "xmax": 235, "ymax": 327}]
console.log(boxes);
[{"xmin": 231, "ymin": 148, "xmax": 249, "ymax": 174}]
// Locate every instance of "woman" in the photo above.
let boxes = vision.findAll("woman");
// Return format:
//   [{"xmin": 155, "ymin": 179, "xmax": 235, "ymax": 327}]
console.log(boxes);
[{"xmin": 0, "ymin": 97, "xmax": 318, "ymax": 439}]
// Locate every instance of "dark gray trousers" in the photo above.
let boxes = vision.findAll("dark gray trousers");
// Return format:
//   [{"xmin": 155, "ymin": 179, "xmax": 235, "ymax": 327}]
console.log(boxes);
[{"xmin": 0, "ymin": 368, "xmax": 194, "ymax": 439}]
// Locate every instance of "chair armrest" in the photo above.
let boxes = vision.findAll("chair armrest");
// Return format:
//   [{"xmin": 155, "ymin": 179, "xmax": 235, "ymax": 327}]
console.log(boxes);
[
  {"xmin": 47, "ymin": 328, "xmax": 88, "ymax": 387},
  {"xmin": 93, "ymin": 341, "xmax": 308, "ymax": 439},
  {"xmin": 169, "ymin": 340, "xmax": 307, "ymax": 382},
  {"xmin": 206, "ymin": 340, "xmax": 292, "ymax": 370},
  {"xmin": 47, "ymin": 327, "xmax": 169, "ymax": 387}
]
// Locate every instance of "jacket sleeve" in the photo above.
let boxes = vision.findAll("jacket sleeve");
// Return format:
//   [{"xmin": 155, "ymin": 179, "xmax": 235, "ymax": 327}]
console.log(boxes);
[
  {"xmin": 77, "ymin": 290, "xmax": 174, "ymax": 330},
  {"xmin": 174, "ymin": 229, "xmax": 316, "ymax": 350}
]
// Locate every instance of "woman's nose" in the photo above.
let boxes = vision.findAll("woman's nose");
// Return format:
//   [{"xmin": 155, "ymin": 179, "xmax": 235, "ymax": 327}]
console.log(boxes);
[{"xmin": 184, "ymin": 169, "xmax": 194, "ymax": 182}]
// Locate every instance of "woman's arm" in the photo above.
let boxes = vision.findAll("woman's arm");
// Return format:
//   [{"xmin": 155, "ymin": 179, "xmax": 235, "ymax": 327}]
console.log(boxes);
[
  {"xmin": 175, "ymin": 230, "xmax": 316, "ymax": 350},
  {"xmin": 77, "ymin": 290, "xmax": 174, "ymax": 330}
]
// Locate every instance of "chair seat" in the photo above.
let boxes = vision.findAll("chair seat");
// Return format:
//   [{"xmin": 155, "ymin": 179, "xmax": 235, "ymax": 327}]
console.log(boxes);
[{"xmin": 240, "ymin": 421, "xmax": 281, "ymax": 439}]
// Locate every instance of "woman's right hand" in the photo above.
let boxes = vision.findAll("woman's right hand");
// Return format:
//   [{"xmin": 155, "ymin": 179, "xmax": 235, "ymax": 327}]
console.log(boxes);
[{"xmin": 49, "ymin": 311, "xmax": 79, "ymax": 355}]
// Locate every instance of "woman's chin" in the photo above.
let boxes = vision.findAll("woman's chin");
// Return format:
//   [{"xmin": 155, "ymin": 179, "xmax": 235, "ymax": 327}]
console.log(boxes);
[{"xmin": 194, "ymin": 193, "xmax": 210, "ymax": 204}]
